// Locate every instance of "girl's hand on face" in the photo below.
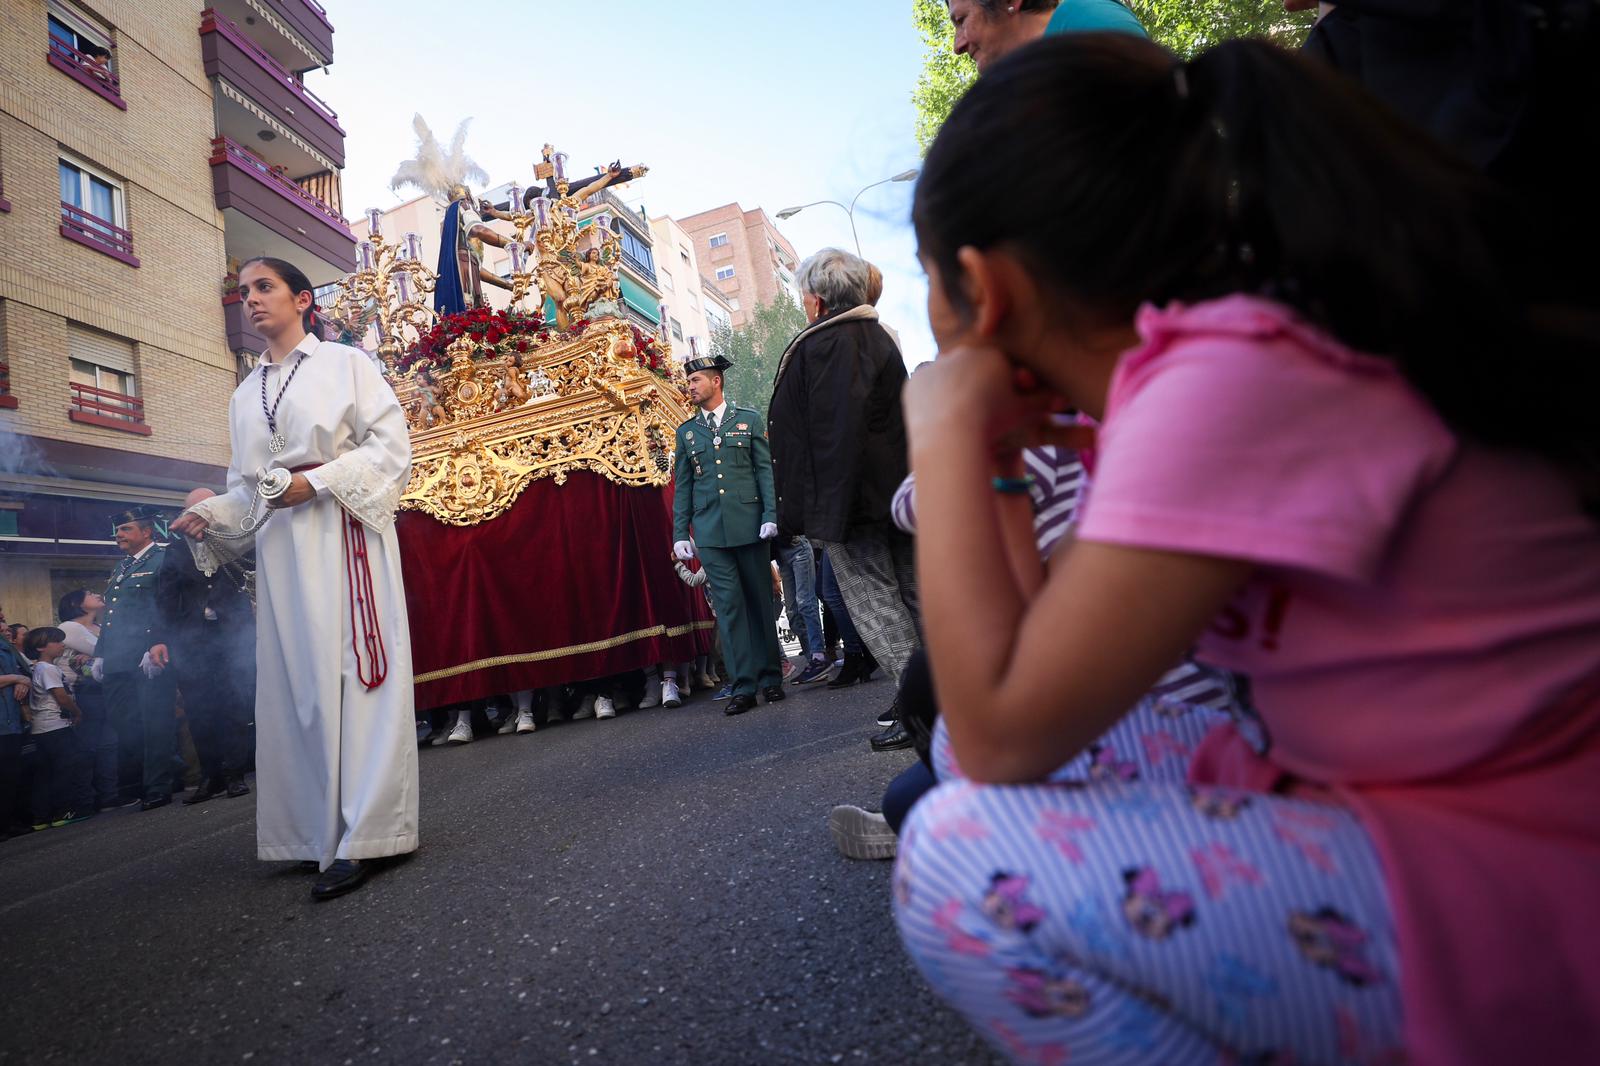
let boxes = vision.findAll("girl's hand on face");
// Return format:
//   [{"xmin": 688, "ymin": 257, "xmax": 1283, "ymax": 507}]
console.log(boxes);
[{"xmin": 905, "ymin": 344, "xmax": 1061, "ymax": 461}]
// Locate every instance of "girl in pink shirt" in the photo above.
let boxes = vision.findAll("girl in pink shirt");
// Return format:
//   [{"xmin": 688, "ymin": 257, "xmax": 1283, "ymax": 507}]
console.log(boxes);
[{"xmin": 894, "ymin": 33, "xmax": 1600, "ymax": 1066}]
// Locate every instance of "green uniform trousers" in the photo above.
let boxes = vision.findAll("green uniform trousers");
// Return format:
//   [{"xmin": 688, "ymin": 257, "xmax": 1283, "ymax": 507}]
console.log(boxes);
[{"xmin": 698, "ymin": 542, "xmax": 783, "ymax": 698}]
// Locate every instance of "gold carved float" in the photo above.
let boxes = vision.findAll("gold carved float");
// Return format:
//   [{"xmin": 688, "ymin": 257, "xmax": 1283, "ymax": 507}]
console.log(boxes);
[{"xmin": 324, "ymin": 144, "xmax": 686, "ymax": 526}]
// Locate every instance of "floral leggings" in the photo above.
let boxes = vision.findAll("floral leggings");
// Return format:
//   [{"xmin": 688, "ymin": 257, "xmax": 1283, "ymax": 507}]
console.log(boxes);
[{"xmin": 895, "ymin": 698, "xmax": 1405, "ymax": 1065}]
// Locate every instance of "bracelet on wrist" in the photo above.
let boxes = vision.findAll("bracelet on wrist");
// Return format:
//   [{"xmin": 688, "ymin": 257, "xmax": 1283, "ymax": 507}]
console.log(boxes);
[{"xmin": 991, "ymin": 475, "xmax": 1036, "ymax": 496}]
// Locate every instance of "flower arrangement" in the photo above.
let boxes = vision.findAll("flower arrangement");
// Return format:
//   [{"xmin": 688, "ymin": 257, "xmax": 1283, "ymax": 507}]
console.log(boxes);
[
  {"xmin": 397, "ymin": 306, "xmax": 548, "ymax": 375},
  {"xmin": 630, "ymin": 324, "xmax": 669, "ymax": 377}
]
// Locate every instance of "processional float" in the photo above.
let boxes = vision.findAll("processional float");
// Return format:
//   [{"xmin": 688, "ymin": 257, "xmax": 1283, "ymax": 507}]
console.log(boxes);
[{"xmin": 325, "ymin": 116, "xmax": 713, "ymax": 709}]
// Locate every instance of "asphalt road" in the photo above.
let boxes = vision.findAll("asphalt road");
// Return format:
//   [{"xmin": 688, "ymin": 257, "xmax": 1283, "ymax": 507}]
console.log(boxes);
[{"xmin": 0, "ymin": 677, "xmax": 998, "ymax": 1066}]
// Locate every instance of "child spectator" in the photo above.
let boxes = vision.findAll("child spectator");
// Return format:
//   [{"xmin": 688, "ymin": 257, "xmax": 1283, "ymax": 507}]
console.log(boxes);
[
  {"xmin": 897, "ymin": 33, "xmax": 1600, "ymax": 1066},
  {"xmin": 24, "ymin": 628, "xmax": 93, "ymax": 831}
]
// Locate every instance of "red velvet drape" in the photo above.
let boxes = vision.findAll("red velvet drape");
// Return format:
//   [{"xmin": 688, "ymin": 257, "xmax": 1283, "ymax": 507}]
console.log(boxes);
[{"xmin": 396, "ymin": 472, "xmax": 714, "ymax": 711}]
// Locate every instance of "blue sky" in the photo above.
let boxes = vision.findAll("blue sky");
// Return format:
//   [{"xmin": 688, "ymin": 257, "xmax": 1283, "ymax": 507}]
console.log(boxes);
[{"xmin": 314, "ymin": 0, "xmax": 937, "ymax": 364}]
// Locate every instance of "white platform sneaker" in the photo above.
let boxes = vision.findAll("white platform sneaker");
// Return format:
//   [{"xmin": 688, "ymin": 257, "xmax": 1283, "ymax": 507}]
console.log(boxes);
[
  {"xmin": 594, "ymin": 695, "xmax": 617, "ymax": 720},
  {"xmin": 662, "ymin": 679, "xmax": 682, "ymax": 707}
]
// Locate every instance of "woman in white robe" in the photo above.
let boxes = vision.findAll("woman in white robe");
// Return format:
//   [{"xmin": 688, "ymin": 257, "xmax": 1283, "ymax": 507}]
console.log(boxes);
[{"xmin": 172, "ymin": 257, "xmax": 418, "ymax": 900}]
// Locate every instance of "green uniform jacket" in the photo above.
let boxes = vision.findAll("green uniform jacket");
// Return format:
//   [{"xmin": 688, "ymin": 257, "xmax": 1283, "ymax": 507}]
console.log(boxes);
[
  {"xmin": 97, "ymin": 542, "xmax": 171, "ymax": 675},
  {"xmin": 672, "ymin": 403, "xmax": 777, "ymax": 549}
]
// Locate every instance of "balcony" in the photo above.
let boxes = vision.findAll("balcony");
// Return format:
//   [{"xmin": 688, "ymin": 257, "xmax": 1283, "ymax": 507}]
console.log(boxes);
[
  {"xmin": 620, "ymin": 247, "xmax": 657, "ymax": 288},
  {"xmin": 201, "ymin": 9, "xmax": 343, "ymax": 167},
  {"xmin": 210, "ymin": 136, "xmax": 354, "ymax": 286},
  {"xmin": 209, "ymin": 0, "xmax": 333, "ymax": 71},
  {"xmin": 60, "ymin": 202, "xmax": 140, "ymax": 267},
  {"xmin": 222, "ymin": 292, "xmax": 267, "ymax": 356},
  {"xmin": 48, "ymin": 37, "xmax": 126, "ymax": 109},
  {"xmin": 69, "ymin": 382, "xmax": 150, "ymax": 436},
  {"xmin": 0, "ymin": 362, "xmax": 16, "ymax": 410}
]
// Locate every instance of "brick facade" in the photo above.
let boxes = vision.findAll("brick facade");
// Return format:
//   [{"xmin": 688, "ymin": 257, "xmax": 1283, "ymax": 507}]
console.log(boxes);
[
  {"xmin": 677, "ymin": 203, "xmax": 802, "ymax": 330},
  {"xmin": 0, "ymin": 0, "xmax": 298, "ymax": 624}
]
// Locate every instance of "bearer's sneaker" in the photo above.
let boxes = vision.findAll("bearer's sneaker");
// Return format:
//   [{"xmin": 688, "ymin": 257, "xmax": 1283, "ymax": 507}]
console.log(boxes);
[
  {"xmin": 446, "ymin": 715, "xmax": 474, "ymax": 744},
  {"xmin": 594, "ymin": 695, "xmax": 617, "ymax": 720},
  {"xmin": 711, "ymin": 683, "xmax": 734, "ymax": 702},
  {"xmin": 661, "ymin": 679, "xmax": 682, "ymax": 708},
  {"xmin": 792, "ymin": 657, "xmax": 832, "ymax": 686},
  {"xmin": 496, "ymin": 715, "xmax": 518, "ymax": 735},
  {"xmin": 571, "ymin": 694, "xmax": 596, "ymax": 719},
  {"xmin": 637, "ymin": 686, "xmax": 662, "ymax": 709},
  {"xmin": 780, "ymin": 658, "xmax": 796, "ymax": 680},
  {"xmin": 515, "ymin": 709, "xmax": 537, "ymax": 734},
  {"xmin": 828, "ymin": 805, "xmax": 897, "ymax": 861}
]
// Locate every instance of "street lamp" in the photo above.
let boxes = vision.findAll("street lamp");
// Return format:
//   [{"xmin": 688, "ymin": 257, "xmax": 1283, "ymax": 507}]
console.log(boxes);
[{"xmin": 777, "ymin": 169, "xmax": 919, "ymax": 257}]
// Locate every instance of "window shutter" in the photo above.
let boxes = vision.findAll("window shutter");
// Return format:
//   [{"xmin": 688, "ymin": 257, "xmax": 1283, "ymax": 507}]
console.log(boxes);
[{"xmin": 69, "ymin": 324, "xmax": 135, "ymax": 373}]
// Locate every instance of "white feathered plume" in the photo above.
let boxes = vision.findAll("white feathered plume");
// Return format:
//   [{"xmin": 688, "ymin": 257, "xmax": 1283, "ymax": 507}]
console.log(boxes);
[{"xmin": 389, "ymin": 114, "xmax": 489, "ymax": 201}]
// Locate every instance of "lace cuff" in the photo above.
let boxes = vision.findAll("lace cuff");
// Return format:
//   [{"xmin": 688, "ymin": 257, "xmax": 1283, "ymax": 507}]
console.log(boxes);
[
  {"xmin": 186, "ymin": 494, "xmax": 254, "ymax": 576},
  {"xmin": 314, "ymin": 451, "xmax": 404, "ymax": 530}
]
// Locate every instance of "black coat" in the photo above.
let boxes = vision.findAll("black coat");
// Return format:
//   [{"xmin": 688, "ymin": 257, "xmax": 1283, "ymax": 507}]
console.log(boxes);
[{"xmin": 767, "ymin": 309, "xmax": 909, "ymax": 544}]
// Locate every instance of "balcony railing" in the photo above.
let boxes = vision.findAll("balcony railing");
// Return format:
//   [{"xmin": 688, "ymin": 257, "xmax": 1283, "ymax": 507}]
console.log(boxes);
[
  {"xmin": 620, "ymin": 248, "xmax": 658, "ymax": 287},
  {"xmin": 210, "ymin": 136, "xmax": 346, "ymax": 229},
  {"xmin": 48, "ymin": 37, "xmax": 125, "ymax": 108},
  {"xmin": 69, "ymin": 381, "xmax": 150, "ymax": 435},
  {"xmin": 60, "ymin": 201, "xmax": 140, "ymax": 267},
  {"xmin": 0, "ymin": 362, "xmax": 16, "ymax": 410},
  {"xmin": 200, "ymin": 10, "xmax": 343, "ymax": 132}
]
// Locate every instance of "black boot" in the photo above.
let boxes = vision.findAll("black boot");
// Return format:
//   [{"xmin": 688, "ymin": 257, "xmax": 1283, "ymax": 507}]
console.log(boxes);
[
  {"xmin": 828, "ymin": 653, "xmax": 870, "ymax": 689},
  {"xmin": 869, "ymin": 720, "xmax": 913, "ymax": 752},
  {"xmin": 860, "ymin": 649, "xmax": 879, "ymax": 682}
]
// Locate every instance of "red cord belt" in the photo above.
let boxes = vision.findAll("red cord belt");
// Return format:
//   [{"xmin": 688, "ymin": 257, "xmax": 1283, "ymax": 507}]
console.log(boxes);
[{"xmin": 289, "ymin": 465, "xmax": 388, "ymax": 689}]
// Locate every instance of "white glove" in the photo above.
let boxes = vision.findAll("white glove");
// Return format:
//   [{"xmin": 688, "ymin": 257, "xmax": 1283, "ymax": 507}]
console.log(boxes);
[
  {"xmin": 90, "ymin": 658, "xmax": 104, "ymax": 683},
  {"xmin": 138, "ymin": 652, "xmax": 164, "ymax": 679},
  {"xmin": 674, "ymin": 540, "xmax": 695, "ymax": 561},
  {"xmin": 759, "ymin": 523, "xmax": 779, "ymax": 540}
]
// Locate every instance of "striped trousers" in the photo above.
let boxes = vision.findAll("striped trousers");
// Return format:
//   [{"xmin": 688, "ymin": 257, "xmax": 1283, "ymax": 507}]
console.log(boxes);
[
  {"xmin": 815, "ymin": 526, "xmax": 921, "ymax": 686},
  {"xmin": 896, "ymin": 702, "xmax": 1404, "ymax": 1065}
]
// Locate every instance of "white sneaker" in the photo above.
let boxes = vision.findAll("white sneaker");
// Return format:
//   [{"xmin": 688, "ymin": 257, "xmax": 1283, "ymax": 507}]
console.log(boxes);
[
  {"xmin": 446, "ymin": 714, "xmax": 474, "ymax": 744},
  {"xmin": 662, "ymin": 679, "xmax": 682, "ymax": 707},
  {"xmin": 496, "ymin": 716, "xmax": 517, "ymax": 735},
  {"xmin": 515, "ymin": 709, "xmax": 536, "ymax": 734},
  {"xmin": 594, "ymin": 695, "xmax": 616, "ymax": 720},
  {"xmin": 828, "ymin": 805, "xmax": 897, "ymax": 860},
  {"xmin": 571, "ymin": 694, "xmax": 596, "ymax": 719},
  {"xmin": 637, "ymin": 686, "xmax": 662, "ymax": 709}
]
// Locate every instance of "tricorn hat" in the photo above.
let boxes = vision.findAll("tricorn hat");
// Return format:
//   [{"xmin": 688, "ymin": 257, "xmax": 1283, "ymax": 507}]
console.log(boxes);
[
  {"xmin": 683, "ymin": 353, "xmax": 732, "ymax": 376},
  {"xmin": 107, "ymin": 505, "xmax": 163, "ymax": 533}
]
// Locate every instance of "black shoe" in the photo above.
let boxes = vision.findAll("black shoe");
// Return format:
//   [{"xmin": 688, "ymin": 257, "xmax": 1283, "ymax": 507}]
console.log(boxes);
[
  {"xmin": 225, "ymin": 778, "xmax": 251, "ymax": 799},
  {"xmin": 140, "ymin": 795, "xmax": 172, "ymax": 812},
  {"xmin": 876, "ymin": 695, "xmax": 902, "ymax": 729},
  {"xmin": 869, "ymin": 721, "xmax": 913, "ymax": 752},
  {"xmin": 183, "ymin": 778, "xmax": 225, "ymax": 806},
  {"xmin": 724, "ymin": 694, "xmax": 758, "ymax": 716},
  {"xmin": 827, "ymin": 652, "xmax": 869, "ymax": 689},
  {"xmin": 860, "ymin": 650, "xmax": 879, "ymax": 682},
  {"xmin": 762, "ymin": 685, "xmax": 786, "ymax": 704},
  {"xmin": 311, "ymin": 859, "xmax": 369, "ymax": 900}
]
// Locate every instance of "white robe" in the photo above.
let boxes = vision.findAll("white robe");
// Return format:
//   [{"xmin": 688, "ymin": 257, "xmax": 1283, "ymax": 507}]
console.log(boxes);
[{"xmin": 191, "ymin": 336, "xmax": 418, "ymax": 868}]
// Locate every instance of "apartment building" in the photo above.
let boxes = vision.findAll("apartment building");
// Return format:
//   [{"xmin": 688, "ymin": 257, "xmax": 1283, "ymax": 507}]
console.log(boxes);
[
  {"xmin": 649, "ymin": 213, "xmax": 733, "ymax": 360},
  {"xmin": 0, "ymin": 0, "xmax": 352, "ymax": 623},
  {"xmin": 676, "ymin": 203, "xmax": 801, "ymax": 330}
]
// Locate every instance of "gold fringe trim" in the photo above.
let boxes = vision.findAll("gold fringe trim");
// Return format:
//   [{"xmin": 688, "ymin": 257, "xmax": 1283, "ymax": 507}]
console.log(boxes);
[{"xmin": 413, "ymin": 620, "xmax": 717, "ymax": 684}]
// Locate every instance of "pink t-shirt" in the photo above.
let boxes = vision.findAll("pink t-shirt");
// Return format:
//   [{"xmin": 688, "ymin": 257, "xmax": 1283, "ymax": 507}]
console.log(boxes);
[{"xmin": 1078, "ymin": 296, "xmax": 1600, "ymax": 1065}]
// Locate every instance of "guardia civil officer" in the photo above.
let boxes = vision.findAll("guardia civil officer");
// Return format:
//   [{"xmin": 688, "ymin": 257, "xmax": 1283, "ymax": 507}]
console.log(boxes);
[
  {"xmin": 672, "ymin": 351, "xmax": 784, "ymax": 716},
  {"xmin": 97, "ymin": 506, "xmax": 181, "ymax": 809}
]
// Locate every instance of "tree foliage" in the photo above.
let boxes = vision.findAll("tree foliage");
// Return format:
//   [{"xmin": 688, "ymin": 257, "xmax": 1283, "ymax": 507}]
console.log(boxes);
[
  {"xmin": 911, "ymin": 0, "xmax": 1314, "ymax": 150},
  {"xmin": 708, "ymin": 288, "xmax": 809, "ymax": 417}
]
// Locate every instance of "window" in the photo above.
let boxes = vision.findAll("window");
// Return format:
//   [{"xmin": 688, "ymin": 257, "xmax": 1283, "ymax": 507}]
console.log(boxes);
[
  {"xmin": 688, "ymin": 291, "xmax": 698, "ymax": 309},
  {"xmin": 67, "ymin": 324, "xmax": 147, "ymax": 433},
  {"xmin": 618, "ymin": 228, "xmax": 655, "ymax": 276},
  {"xmin": 670, "ymin": 318, "xmax": 683, "ymax": 341},
  {"xmin": 679, "ymin": 245, "xmax": 690, "ymax": 262},
  {"xmin": 47, "ymin": 1, "xmax": 122, "ymax": 107},
  {"xmin": 59, "ymin": 154, "xmax": 136, "ymax": 264},
  {"xmin": 708, "ymin": 232, "xmax": 729, "ymax": 249},
  {"xmin": 659, "ymin": 268, "xmax": 673, "ymax": 292},
  {"xmin": 715, "ymin": 266, "xmax": 736, "ymax": 281}
]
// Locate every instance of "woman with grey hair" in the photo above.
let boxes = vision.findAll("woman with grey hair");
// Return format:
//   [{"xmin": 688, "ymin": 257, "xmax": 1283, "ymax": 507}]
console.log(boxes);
[{"xmin": 768, "ymin": 249, "xmax": 921, "ymax": 728}]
